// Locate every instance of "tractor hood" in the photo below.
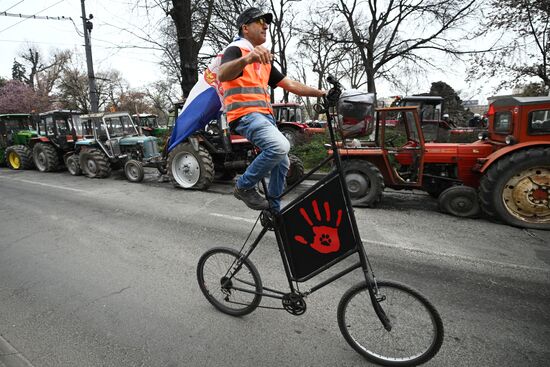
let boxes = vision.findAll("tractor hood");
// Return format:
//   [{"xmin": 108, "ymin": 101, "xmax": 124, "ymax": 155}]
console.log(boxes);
[
  {"xmin": 118, "ymin": 135, "xmax": 157, "ymax": 145},
  {"xmin": 424, "ymin": 142, "xmax": 493, "ymax": 164}
]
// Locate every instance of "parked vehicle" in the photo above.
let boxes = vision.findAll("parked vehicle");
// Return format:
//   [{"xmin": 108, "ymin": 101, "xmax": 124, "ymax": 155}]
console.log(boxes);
[
  {"xmin": 337, "ymin": 93, "xmax": 550, "ymax": 229},
  {"xmin": 132, "ymin": 113, "xmax": 169, "ymax": 138},
  {"xmin": 0, "ymin": 113, "xmax": 37, "ymax": 170},
  {"xmin": 68, "ymin": 112, "xmax": 164, "ymax": 182},
  {"xmin": 272, "ymin": 102, "xmax": 312, "ymax": 146},
  {"xmin": 30, "ymin": 110, "xmax": 81, "ymax": 172},
  {"xmin": 392, "ymin": 95, "xmax": 481, "ymax": 143},
  {"xmin": 167, "ymin": 114, "xmax": 304, "ymax": 190}
]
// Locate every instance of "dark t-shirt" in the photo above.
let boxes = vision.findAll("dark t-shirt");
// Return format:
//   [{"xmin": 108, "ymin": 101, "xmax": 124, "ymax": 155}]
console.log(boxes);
[{"xmin": 221, "ymin": 46, "xmax": 285, "ymax": 88}]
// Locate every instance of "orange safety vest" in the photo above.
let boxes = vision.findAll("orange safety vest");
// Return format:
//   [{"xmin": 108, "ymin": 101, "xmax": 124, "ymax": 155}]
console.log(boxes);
[{"xmin": 221, "ymin": 47, "xmax": 273, "ymax": 123}]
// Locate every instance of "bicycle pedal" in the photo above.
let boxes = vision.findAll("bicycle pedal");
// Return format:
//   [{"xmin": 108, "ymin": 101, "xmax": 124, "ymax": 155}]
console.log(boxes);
[{"xmin": 260, "ymin": 210, "xmax": 276, "ymax": 230}]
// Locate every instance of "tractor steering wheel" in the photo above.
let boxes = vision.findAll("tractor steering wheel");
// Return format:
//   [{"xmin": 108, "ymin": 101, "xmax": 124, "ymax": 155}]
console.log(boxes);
[{"xmin": 385, "ymin": 135, "xmax": 397, "ymax": 147}]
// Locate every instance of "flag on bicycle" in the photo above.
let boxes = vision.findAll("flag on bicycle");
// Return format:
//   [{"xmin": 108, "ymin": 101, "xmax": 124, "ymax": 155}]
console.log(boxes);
[{"xmin": 167, "ymin": 38, "xmax": 255, "ymax": 152}]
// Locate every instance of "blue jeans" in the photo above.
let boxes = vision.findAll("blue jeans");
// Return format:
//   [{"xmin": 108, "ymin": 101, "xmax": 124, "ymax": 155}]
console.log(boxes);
[{"xmin": 235, "ymin": 112, "xmax": 290, "ymax": 212}]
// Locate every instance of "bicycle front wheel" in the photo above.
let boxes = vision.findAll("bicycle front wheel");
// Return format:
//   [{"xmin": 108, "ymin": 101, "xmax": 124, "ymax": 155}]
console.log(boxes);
[
  {"xmin": 197, "ymin": 247, "xmax": 263, "ymax": 316},
  {"xmin": 337, "ymin": 280, "xmax": 443, "ymax": 366}
]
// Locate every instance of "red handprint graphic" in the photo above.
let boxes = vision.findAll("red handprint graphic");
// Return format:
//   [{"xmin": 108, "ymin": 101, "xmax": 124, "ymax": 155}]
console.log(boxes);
[{"xmin": 294, "ymin": 200, "xmax": 343, "ymax": 254}]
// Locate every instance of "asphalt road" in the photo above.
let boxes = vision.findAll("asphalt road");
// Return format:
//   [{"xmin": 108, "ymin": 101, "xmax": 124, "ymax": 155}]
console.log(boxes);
[{"xmin": 0, "ymin": 168, "xmax": 549, "ymax": 367}]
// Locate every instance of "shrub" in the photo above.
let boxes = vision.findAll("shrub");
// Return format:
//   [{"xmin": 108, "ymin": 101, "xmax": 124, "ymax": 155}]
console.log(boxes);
[{"xmin": 290, "ymin": 132, "xmax": 330, "ymax": 171}]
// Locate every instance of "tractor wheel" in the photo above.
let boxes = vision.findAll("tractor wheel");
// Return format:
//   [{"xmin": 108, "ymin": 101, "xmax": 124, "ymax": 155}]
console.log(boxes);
[
  {"xmin": 167, "ymin": 142, "xmax": 214, "ymax": 189},
  {"xmin": 33, "ymin": 142, "xmax": 59, "ymax": 172},
  {"xmin": 279, "ymin": 127, "xmax": 300, "ymax": 147},
  {"xmin": 479, "ymin": 147, "xmax": 550, "ymax": 230},
  {"xmin": 287, "ymin": 154, "xmax": 304, "ymax": 186},
  {"xmin": 5, "ymin": 145, "xmax": 34, "ymax": 170},
  {"xmin": 438, "ymin": 185, "xmax": 480, "ymax": 218},
  {"xmin": 124, "ymin": 159, "xmax": 145, "ymax": 183},
  {"xmin": 342, "ymin": 160, "xmax": 384, "ymax": 207},
  {"xmin": 66, "ymin": 154, "xmax": 82, "ymax": 176},
  {"xmin": 79, "ymin": 148, "xmax": 111, "ymax": 178}
]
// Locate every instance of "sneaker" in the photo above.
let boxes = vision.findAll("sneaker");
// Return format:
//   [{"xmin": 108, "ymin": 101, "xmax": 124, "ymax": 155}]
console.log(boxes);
[{"xmin": 234, "ymin": 185, "xmax": 269, "ymax": 210}]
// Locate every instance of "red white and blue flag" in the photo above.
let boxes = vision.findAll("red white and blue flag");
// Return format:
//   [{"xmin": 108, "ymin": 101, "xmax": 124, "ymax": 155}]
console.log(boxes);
[{"xmin": 167, "ymin": 38, "xmax": 254, "ymax": 151}]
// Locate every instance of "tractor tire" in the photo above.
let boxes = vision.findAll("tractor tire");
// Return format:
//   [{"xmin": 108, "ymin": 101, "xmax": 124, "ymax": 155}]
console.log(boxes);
[
  {"xmin": 167, "ymin": 142, "xmax": 214, "ymax": 190},
  {"xmin": 66, "ymin": 154, "xmax": 82, "ymax": 176},
  {"xmin": 79, "ymin": 149, "xmax": 111, "ymax": 178},
  {"xmin": 287, "ymin": 154, "xmax": 304, "ymax": 186},
  {"xmin": 479, "ymin": 147, "xmax": 550, "ymax": 230},
  {"xmin": 279, "ymin": 127, "xmax": 300, "ymax": 147},
  {"xmin": 5, "ymin": 145, "xmax": 34, "ymax": 170},
  {"xmin": 438, "ymin": 185, "xmax": 480, "ymax": 218},
  {"xmin": 124, "ymin": 159, "xmax": 145, "ymax": 183},
  {"xmin": 33, "ymin": 142, "xmax": 59, "ymax": 172},
  {"xmin": 342, "ymin": 159, "xmax": 384, "ymax": 207}
]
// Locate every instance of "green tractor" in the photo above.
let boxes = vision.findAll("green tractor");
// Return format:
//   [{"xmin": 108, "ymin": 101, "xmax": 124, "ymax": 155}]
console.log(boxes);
[
  {"xmin": 132, "ymin": 113, "xmax": 169, "ymax": 138},
  {"xmin": 30, "ymin": 110, "xmax": 82, "ymax": 172},
  {"xmin": 0, "ymin": 113, "xmax": 37, "ymax": 170},
  {"xmin": 68, "ymin": 112, "xmax": 165, "ymax": 182}
]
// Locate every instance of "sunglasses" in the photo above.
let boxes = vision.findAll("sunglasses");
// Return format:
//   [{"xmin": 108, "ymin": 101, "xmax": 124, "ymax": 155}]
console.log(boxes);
[{"xmin": 250, "ymin": 17, "xmax": 269, "ymax": 26}]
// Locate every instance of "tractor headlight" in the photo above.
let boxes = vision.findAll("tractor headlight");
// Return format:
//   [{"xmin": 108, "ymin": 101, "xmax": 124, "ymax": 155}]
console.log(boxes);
[{"xmin": 505, "ymin": 135, "xmax": 517, "ymax": 145}]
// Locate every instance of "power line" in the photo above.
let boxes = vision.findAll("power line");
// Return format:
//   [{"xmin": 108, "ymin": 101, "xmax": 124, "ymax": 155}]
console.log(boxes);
[
  {"xmin": 0, "ymin": 11, "xmax": 72, "ymax": 21},
  {"xmin": 1, "ymin": 0, "xmax": 25, "ymax": 13},
  {"xmin": 0, "ymin": 0, "xmax": 66, "ymax": 34}
]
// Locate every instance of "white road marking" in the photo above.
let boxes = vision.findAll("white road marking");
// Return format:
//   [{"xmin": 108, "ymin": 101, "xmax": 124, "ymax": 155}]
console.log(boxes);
[
  {"xmin": 210, "ymin": 211, "xmax": 549, "ymax": 274},
  {"xmin": 0, "ymin": 177, "xmax": 86, "ymax": 193},
  {"xmin": 362, "ymin": 239, "xmax": 550, "ymax": 274},
  {"xmin": 209, "ymin": 212, "xmax": 258, "ymax": 224}
]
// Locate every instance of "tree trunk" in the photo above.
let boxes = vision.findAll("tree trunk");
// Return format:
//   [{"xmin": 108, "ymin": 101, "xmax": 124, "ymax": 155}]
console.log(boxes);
[{"xmin": 170, "ymin": 0, "xmax": 198, "ymax": 98}]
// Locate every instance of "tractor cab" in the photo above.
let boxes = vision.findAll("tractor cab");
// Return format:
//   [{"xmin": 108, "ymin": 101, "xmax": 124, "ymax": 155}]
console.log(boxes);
[
  {"xmin": 132, "ymin": 113, "xmax": 168, "ymax": 138},
  {"xmin": 392, "ymin": 95, "xmax": 450, "ymax": 142},
  {"xmin": 483, "ymin": 96, "xmax": 550, "ymax": 146},
  {"xmin": 272, "ymin": 103, "xmax": 309, "ymax": 147},
  {"xmin": 36, "ymin": 110, "xmax": 81, "ymax": 151},
  {"xmin": 0, "ymin": 113, "xmax": 36, "ymax": 147},
  {"xmin": 86, "ymin": 112, "xmax": 134, "ymax": 157}
]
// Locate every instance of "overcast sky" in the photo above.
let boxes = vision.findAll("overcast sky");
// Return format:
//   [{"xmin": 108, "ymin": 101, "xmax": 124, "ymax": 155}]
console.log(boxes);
[
  {"xmin": 0, "ymin": 0, "xmax": 515, "ymax": 104},
  {"xmin": 0, "ymin": 0, "xmax": 165, "ymax": 87}
]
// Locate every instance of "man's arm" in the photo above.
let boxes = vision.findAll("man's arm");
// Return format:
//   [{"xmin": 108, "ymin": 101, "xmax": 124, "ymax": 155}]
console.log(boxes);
[
  {"xmin": 277, "ymin": 77, "xmax": 325, "ymax": 97},
  {"xmin": 218, "ymin": 46, "xmax": 273, "ymax": 82}
]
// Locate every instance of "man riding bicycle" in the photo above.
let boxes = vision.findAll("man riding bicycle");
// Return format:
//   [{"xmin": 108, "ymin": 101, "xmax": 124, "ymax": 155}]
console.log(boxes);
[{"xmin": 218, "ymin": 7, "xmax": 325, "ymax": 211}]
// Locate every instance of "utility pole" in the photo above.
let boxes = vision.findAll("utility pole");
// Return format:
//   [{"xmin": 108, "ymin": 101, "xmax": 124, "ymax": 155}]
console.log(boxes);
[{"xmin": 80, "ymin": 0, "xmax": 99, "ymax": 113}]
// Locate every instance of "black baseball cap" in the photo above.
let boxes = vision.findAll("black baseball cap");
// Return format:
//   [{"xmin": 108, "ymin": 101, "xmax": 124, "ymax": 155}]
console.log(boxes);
[{"xmin": 237, "ymin": 7, "xmax": 273, "ymax": 31}]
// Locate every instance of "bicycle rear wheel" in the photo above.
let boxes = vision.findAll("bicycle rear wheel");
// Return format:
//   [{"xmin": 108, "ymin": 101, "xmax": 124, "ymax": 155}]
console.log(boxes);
[
  {"xmin": 337, "ymin": 280, "xmax": 443, "ymax": 366},
  {"xmin": 197, "ymin": 247, "xmax": 263, "ymax": 316}
]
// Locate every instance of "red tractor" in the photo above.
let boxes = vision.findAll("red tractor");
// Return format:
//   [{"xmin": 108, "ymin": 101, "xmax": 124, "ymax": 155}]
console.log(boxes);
[
  {"xmin": 337, "ymin": 95, "xmax": 550, "ymax": 230},
  {"xmin": 391, "ymin": 95, "xmax": 480, "ymax": 143},
  {"xmin": 272, "ymin": 102, "xmax": 313, "ymax": 146}
]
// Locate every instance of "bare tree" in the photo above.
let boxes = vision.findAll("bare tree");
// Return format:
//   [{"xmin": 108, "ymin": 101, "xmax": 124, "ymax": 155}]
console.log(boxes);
[
  {"xmin": 268, "ymin": 0, "xmax": 301, "ymax": 102},
  {"xmin": 204, "ymin": 0, "xmax": 262, "ymax": 53},
  {"xmin": 294, "ymin": 10, "xmax": 344, "ymax": 116},
  {"xmin": 325, "ymin": 0, "xmax": 479, "ymax": 93},
  {"xmin": 467, "ymin": 0, "xmax": 549, "ymax": 94},
  {"xmin": 113, "ymin": 1, "xmax": 215, "ymax": 97},
  {"xmin": 14, "ymin": 46, "xmax": 71, "ymax": 97}
]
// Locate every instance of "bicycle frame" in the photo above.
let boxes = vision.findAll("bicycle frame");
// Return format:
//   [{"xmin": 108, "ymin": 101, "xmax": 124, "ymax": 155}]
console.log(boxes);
[{"xmin": 222, "ymin": 81, "xmax": 392, "ymax": 329}]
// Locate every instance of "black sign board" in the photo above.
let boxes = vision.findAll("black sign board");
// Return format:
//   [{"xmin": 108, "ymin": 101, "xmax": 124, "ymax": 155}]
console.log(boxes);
[{"xmin": 279, "ymin": 174, "xmax": 359, "ymax": 282}]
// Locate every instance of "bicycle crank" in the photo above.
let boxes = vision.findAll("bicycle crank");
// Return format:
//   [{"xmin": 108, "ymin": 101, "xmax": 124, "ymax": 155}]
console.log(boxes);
[{"xmin": 282, "ymin": 293, "xmax": 307, "ymax": 315}]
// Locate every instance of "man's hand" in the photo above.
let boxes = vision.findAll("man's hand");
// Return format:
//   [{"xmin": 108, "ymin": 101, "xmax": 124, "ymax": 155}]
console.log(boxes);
[{"xmin": 245, "ymin": 46, "xmax": 273, "ymax": 65}]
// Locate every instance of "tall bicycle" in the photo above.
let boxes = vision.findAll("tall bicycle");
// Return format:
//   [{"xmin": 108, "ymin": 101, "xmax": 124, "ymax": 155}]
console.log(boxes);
[{"xmin": 196, "ymin": 77, "xmax": 444, "ymax": 366}]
